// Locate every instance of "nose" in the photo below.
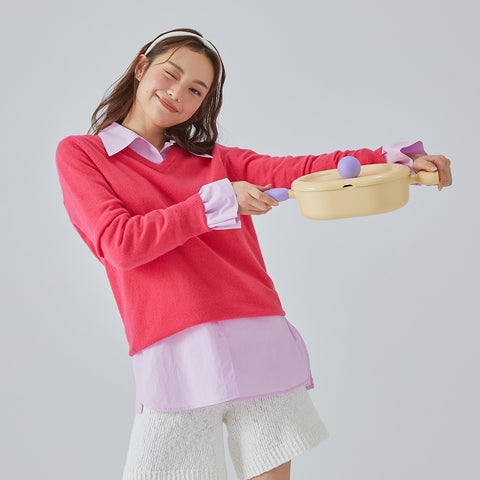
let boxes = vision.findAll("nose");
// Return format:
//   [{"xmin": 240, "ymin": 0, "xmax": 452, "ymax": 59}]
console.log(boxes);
[{"xmin": 167, "ymin": 85, "xmax": 182, "ymax": 103}]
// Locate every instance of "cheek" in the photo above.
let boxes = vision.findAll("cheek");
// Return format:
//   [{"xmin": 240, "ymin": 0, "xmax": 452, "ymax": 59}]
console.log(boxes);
[
  {"xmin": 184, "ymin": 96, "xmax": 205, "ymax": 117},
  {"xmin": 136, "ymin": 81, "xmax": 153, "ymax": 104},
  {"xmin": 155, "ymin": 75, "xmax": 172, "ymax": 90},
  {"xmin": 139, "ymin": 75, "xmax": 170, "ymax": 97}
]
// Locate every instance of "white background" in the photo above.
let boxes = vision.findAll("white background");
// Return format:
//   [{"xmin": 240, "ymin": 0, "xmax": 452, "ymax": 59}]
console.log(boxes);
[{"xmin": 2, "ymin": 0, "xmax": 479, "ymax": 479}]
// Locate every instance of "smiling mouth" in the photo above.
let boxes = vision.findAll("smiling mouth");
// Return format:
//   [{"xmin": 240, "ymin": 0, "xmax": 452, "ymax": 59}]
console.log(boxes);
[{"xmin": 158, "ymin": 96, "xmax": 178, "ymax": 113}]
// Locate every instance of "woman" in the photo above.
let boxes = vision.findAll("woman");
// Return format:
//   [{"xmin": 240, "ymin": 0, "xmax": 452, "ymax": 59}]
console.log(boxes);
[{"xmin": 56, "ymin": 28, "xmax": 452, "ymax": 480}]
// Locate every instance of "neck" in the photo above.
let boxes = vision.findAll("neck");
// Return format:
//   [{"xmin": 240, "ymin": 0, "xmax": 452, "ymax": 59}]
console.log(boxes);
[{"xmin": 121, "ymin": 109, "xmax": 166, "ymax": 151}]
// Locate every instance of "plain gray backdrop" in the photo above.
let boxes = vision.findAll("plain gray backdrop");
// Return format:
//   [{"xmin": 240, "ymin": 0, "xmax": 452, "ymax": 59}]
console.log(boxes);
[{"xmin": 2, "ymin": 0, "xmax": 479, "ymax": 479}]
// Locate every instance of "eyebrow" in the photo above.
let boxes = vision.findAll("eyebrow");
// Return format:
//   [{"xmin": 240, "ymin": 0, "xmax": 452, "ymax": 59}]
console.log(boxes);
[{"xmin": 166, "ymin": 61, "xmax": 210, "ymax": 90}]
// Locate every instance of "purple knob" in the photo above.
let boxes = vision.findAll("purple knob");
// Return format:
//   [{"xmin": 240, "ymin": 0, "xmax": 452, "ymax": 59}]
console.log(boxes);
[{"xmin": 337, "ymin": 156, "xmax": 361, "ymax": 179}]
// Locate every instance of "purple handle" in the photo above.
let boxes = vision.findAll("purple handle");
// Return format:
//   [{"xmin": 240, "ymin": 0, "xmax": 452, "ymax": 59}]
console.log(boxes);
[{"xmin": 264, "ymin": 188, "xmax": 290, "ymax": 202}]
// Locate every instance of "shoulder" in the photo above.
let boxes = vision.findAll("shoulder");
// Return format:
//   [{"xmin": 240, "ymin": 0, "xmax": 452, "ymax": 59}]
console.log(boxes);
[
  {"xmin": 57, "ymin": 134, "xmax": 104, "ymax": 153},
  {"xmin": 212, "ymin": 142, "xmax": 258, "ymax": 157},
  {"xmin": 212, "ymin": 142, "xmax": 243, "ymax": 153},
  {"xmin": 56, "ymin": 135, "xmax": 109, "ymax": 179},
  {"xmin": 212, "ymin": 142, "xmax": 271, "ymax": 163},
  {"xmin": 56, "ymin": 134, "xmax": 106, "ymax": 166}
]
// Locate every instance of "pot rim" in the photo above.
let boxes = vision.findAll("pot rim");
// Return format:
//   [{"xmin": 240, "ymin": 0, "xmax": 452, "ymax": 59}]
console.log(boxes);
[{"xmin": 292, "ymin": 163, "xmax": 411, "ymax": 192}]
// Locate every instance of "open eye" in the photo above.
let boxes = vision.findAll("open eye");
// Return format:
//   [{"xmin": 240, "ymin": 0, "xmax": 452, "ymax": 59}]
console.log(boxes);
[{"xmin": 190, "ymin": 88, "xmax": 201, "ymax": 96}]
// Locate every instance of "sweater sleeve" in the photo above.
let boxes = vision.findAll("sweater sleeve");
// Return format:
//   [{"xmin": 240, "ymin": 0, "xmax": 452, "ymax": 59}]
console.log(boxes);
[
  {"xmin": 56, "ymin": 137, "xmax": 212, "ymax": 271},
  {"xmin": 217, "ymin": 144, "xmax": 385, "ymax": 187}
]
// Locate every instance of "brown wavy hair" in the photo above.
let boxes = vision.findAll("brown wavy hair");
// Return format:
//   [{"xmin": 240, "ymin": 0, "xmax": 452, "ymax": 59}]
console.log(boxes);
[{"xmin": 88, "ymin": 28, "xmax": 225, "ymax": 155}]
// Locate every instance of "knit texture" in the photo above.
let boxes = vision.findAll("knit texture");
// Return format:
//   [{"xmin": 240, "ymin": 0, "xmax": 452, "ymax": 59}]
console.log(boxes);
[
  {"xmin": 56, "ymin": 135, "xmax": 384, "ymax": 355},
  {"xmin": 121, "ymin": 386, "xmax": 329, "ymax": 480}
]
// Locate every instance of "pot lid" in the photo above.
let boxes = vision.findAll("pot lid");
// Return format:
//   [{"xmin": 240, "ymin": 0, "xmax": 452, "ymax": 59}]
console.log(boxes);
[{"xmin": 291, "ymin": 163, "xmax": 411, "ymax": 192}]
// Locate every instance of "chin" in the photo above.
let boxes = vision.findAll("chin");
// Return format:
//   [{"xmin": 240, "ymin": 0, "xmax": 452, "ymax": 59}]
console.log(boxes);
[{"xmin": 150, "ymin": 117, "xmax": 177, "ymax": 129}]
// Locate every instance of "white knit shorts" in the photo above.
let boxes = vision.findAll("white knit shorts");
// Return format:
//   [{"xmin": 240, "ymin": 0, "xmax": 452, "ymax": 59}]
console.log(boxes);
[{"xmin": 122, "ymin": 385, "xmax": 329, "ymax": 480}]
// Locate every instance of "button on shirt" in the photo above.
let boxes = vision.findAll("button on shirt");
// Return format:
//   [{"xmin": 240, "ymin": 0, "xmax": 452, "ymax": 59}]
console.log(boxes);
[{"xmin": 98, "ymin": 122, "xmax": 426, "ymax": 413}]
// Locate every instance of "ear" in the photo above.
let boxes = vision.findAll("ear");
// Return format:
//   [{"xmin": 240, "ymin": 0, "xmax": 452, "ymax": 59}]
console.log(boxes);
[{"xmin": 135, "ymin": 54, "xmax": 149, "ymax": 81}]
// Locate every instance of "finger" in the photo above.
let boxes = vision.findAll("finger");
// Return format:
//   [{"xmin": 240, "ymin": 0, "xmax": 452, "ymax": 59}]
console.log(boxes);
[
  {"xmin": 412, "ymin": 154, "xmax": 453, "ymax": 191},
  {"xmin": 260, "ymin": 193, "xmax": 279, "ymax": 206},
  {"xmin": 240, "ymin": 203, "xmax": 272, "ymax": 215},
  {"xmin": 247, "ymin": 196, "xmax": 275, "ymax": 212},
  {"xmin": 414, "ymin": 157, "xmax": 438, "ymax": 173},
  {"xmin": 250, "ymin": 207, "xmax": 273, "ymax": 215},
  {"xmin": 414, "ymin": 155, "xmax": 452, "ymax": 191},
  {"xmin": 435, "ymin": 157, "xmax": 452, "ymax": 190},
  {"xmin": 249, "ymin": 187, "xmax": 279, "ymax": 207}
]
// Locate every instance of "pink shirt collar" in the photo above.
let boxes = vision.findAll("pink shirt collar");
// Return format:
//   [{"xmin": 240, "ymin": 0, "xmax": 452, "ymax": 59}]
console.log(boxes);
[{"xmin": 98, "ymin": 122, "xmax": 213, "ymax": 163}]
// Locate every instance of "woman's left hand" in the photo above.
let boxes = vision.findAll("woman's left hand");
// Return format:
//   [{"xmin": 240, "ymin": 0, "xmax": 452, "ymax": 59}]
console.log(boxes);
[{"xmin": 408, "ymin": 154, "xmax": 452, "ymax": 191}]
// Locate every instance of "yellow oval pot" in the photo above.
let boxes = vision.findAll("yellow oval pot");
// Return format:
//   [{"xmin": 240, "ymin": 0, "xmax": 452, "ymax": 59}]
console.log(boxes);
[{"xmin": 285, "ymin": 164, "xmax": 439, "ymax": 220}]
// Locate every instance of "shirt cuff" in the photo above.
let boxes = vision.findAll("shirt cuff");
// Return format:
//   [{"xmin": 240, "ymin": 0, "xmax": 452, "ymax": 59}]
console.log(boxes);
[
  {"xmin": 198, "ymin": 178, "xmax": 241, "ymax": 230},
  {"xmin": 382, "ymin": 141, "xmax": 427, "ymax": 174}
]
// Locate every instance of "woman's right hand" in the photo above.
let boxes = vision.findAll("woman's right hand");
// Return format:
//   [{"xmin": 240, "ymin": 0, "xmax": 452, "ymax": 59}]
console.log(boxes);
[{"xmin": 231, "ymin": 181, "xmax": 279, "ymax": 215}]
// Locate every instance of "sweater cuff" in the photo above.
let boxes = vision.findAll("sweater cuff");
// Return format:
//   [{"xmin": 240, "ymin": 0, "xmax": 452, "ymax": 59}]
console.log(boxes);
[
  {"xmin": 382, "ymin": 141, "xmax": 427, "ymax": 174},
  {"xmin": 199, "ymin": 179, "xmax": 241, "ymax": 230}
]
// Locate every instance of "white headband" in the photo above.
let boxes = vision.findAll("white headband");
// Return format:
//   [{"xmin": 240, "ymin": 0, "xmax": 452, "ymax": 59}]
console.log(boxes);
[{"xmin": 144, "ymin": 31, "xmax": 222, "ymax": 76}]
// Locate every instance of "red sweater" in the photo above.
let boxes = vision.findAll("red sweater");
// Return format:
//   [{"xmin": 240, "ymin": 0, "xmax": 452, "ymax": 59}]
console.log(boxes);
[{"xmin": 56, "ymin": 135, "xmax": 384, "ymax": 355}]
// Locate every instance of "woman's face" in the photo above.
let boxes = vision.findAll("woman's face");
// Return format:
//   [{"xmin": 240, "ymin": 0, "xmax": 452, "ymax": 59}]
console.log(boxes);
[{"xmin": 130, "ymin": 46, "xmax": 215, "ymax": 133}]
